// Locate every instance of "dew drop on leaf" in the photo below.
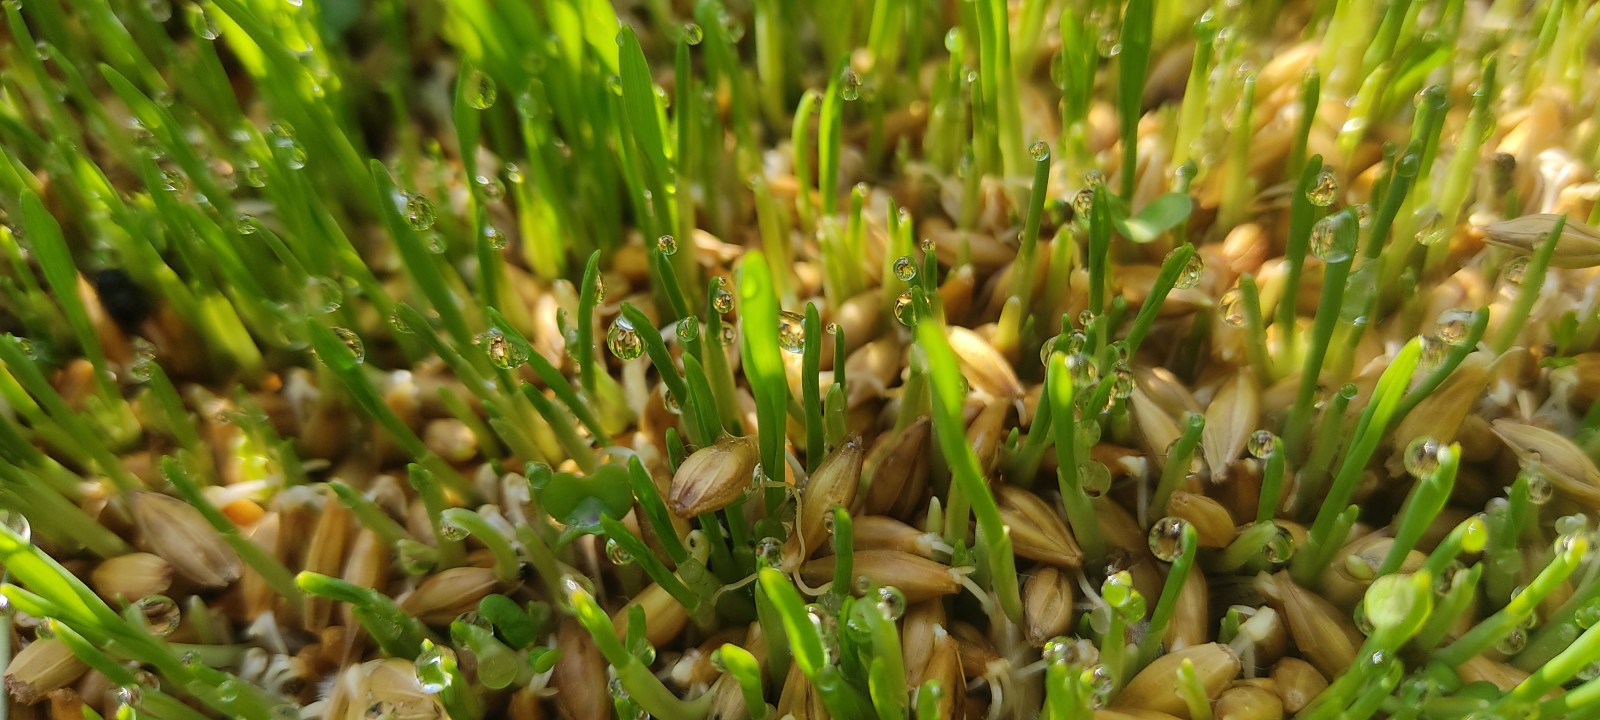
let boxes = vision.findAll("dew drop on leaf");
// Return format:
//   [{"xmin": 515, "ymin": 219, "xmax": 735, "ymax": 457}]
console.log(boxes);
[
  {"xmin": 1403, "ymin": 437, "xmax": 1441, "ymax": 478},
  {"xmin": 1169, "ymin": 249, "xmax": 1203, "ymax": 289},
  {"xmin": 893, "ymin": 290, "xmax": 918, "ymax": 327},
  {"xmin": 778, "ymin": 311, "xmax": 806, "ymax": 353},
  {"xmin": 465, "ymin": 68, "xmax": 497, "ymax": 110},
  {"xmin": 1147, "ymin": 517, "xmax": 1189, "ymax": 562},
  {"xmin": 1219, "ymin": 288, "xmax": 1245, "ymax": 326},
  {"xmin": 403, "ymin": 193, "xmax": 436, "ymax": 231},
  {"xmin": 893, "ymin": 256, "xmax": 916, "ymax": 282},
  {"xmin": 606, "ymin": 317, "xmax": 643, "ymax": 360},
  {"xmin": 1306, "ymin": 168, "xmax": 1338, "ymax": 207}
]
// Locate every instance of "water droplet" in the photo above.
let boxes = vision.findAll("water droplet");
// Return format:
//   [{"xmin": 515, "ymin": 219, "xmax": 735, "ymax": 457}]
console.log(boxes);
[
  {"xmin": 0, "ymin": 510, "xmax": 30, "ymax": 542},
  {"xmin": 1264, "ymin": 525, "xmax": 1296, "ymax": 563},
  {"xmin": 133, "ymin": 595, "xmax": 181, "ymax": 637},
  {"xmin": 327, "ymin": 327, "xmax": 365, "ymax": 364},
  {"xmin": 1495, "ymin": 627, "xmax": 1527, "ymax": 655},
  {"xmin": 1169, "ymin": 249, "xmax": 1203, "ymax": 289},
  {"xmin": 235, "ymin": 214, "xmax": 259, "ymax": 235},
  {"xmin": 116, "ymin": 684, "xmax": 143, "ymax": 708},
  {"xmin": 477, "ymin": 328, "xmax": 528, "ymax": 369},
  {"xmin": 1029, "ymin": 141, "xmax": 1050, "ymax": 162},
  {"xmin": 1306, "ymin": 168, "xmax": 1339, "ymax": 206},
  {"xmin": 1413, "ymin": 208, "xmax": 1447, "ymax": 246},
  {"xmin": 438, "ymin": 521, "xmax": 469, "ymax": 542},
  {"xmin": 662, "ymin": 386, "xmax": 681, "ymax": 414},
  {"xmin": 676, "ymin": 316, "xmax": 700, "ymax": 343},
  {"xmin": 1110, "ymin": 364, "xmax": 1135, "ymax": 399},
  {"xmin": 306, "ymin": 276, "xmax": 343, "ymax": 314},
  {"xmin": 474, "ymin": 174, "xmax": 505, "ymax": 200},
  {"xmin": 1436, "ymin": 309, "xmax": 1474, "ymax": 345},
  {"xmin": 1309, "ymin": 214, "xmax": 1353, "ymax": 262},
  {"xmin": 919, "ymin": 237, "xmax": 936, "ymax": 254},
  {"xmin": 826, "ymin": 322, "xmax": 840, "ymax": 336},
  {"xmin": 606, "ymin": 317, "xmax": 643, "ymax": 360},
  {"xmin": 605, "ymin": 75, "xmax": 623, "ymax": 95},
  {"xmin": 414, "ymin": 641, "xmax": 455, "ymax": 693},
  {"xmin": 1502, "ymin": 256, "xmax": 1529, "ymax": 286},
  {"xmin": 655, "ymin": 234, "xmax": 678, "ymax": 256},
  {"xmin": 605, "ymin": 538, "xmax": 633, "ymax": 565},
  {"xmin": 719, "ymin": 324, "xmax": 736, "ymax": 346},
  {"xmin": 143, "ymin": 0, "xmax": 172, "ymax": 21},
  {"xmin": 1085, "ymin": 665, "xmax": 1115, "ymax": 706},
  {"xmin": 893, "ymin": 256, "xmax": 916, "ymax": 282},
  {"xmin": 403, "ymin": 193, "xmax": 436, "ymax": 231},
  {"xmin": 160, "ymin": 168, "xmax": 186, "ymax": 193},
  {"xmin": 839, "ymin": 69, "xmax": 861, "ymax": 101},
  {"xmin": 712, "ymin": 288, "xmax": 734, "ymax": 314},
  {"xmin": 241, "ymin": 159, "xmax": 267, "ymax": 187},
  {"xmin": 1353, "ymin": 203, "xmax": 1372, "ymax": 228},
  {"xmin": 484, "ymin": 226, "xmax": 508, "ymax": 250},
  {"xmin": 1066, "ymin": 353, "xmax": 1098, "ymax": 385},
  {"xmin": 778, "ymin": 311, "xmax": 806, "ymax": 353},
  {"xmin": 1527, "ymin": 471, "xmax": 1554, "ymax": 505},
  {"xmin": 1576, "ymin": 601, "xmax": 1600, "ymax": 628},
  {"xmin": 271, "ymin": 705, "xmax": 300, "ymax": 720},
  {"xmin": 1148, "ymin": 517, "xmax": 1189, "ymax": 562},
  {"xmin": 389, "ymin": 312, "xmax": 414, "ymax": 334},
  {"xmin": 756, "ymin": 537, "xmax": 784, "ymax": 568},
  {"xmin": 465, "ymin": 68, "xmax": 497, "ymax": 110},
  {"xmin": 682, "ymin": 22, "xmax": 703, "ymax": 45},
  {"xmin": 893, "ymin": 290, "xmax": 918, "ymax": 327},
  {"xmin": 1419, "ymin": 334, "xmax": 1448, "ymax": 370},
  {"xmin": 1247, "ymin": 430, "xmax": 1277, "ymax": 459},
  {"xmin": 804, "ymin": 604, "xmax": 840, "ymax": 663},
  {"xmin": 1072, "ymin": 188, "xmax": 1095, "ymax": 217},
  {"xmin": 1404, "ymin": 437, "xmax": 1441, "ymax": 478},
  {"xmin": 1219, "ymin": 288, "xmax": 1246, "ymax": 326},
  {"xmin": 1096, "ymin": 32, "xmax": 1121, "ymax": 57},
  {"xmin": 876, "ymin": 586, "xmax": 906, "ymax": 620}
]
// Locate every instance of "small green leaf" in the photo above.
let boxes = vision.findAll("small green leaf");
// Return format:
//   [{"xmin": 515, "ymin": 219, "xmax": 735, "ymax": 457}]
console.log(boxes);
[
  {"xmin": 1114, "ymin": 192, "xmax": 1194, "ymax": 243},
  {"xmin": 534, "ymin": 464, "xmax": 633, "ymax": 532}
]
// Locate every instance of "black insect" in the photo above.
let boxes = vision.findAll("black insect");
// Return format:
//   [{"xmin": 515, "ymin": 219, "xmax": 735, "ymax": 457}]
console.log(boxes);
[{"xmin": 92, "ymin": 268, "xmax": 149, "ymax": 332}]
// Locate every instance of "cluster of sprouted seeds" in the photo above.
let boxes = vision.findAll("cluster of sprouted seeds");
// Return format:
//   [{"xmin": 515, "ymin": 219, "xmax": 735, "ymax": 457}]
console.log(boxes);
[{"xmin": 5, "ymin": 0, "xmax": 1600, "ymax": 717}]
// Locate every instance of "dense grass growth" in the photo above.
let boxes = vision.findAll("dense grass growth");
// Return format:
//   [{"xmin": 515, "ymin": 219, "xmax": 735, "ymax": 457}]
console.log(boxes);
[{"xmin": 1, "ymin": 0, "xmax": 1600, "ymax": 718}]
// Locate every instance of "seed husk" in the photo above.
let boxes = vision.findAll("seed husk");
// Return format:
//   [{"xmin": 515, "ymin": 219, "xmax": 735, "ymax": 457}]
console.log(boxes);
[
  {"xmin": 553, "ymin": 619, "xmax": 610, "ymax": 720},
  {"xmin": 784, "ymin": 435, "xmax": 865, "ymax": 565},
  {"xmin": 1490, "ymin": 419, "xmax": 1600, "ymax": 509},
  {"xmin": 667, "ymin": 434, "xmax": 760, "ymax": 518},
  {"xmin": 4, "ymin": 639, "xmax": 88, "ymax": 705},
  {"xmin": 1269, "ymin": 657, "xmax": 1326, "ymax": 714},
  {"xmin": 1165, "ymin": 491, "xmax": 1237, "ymax": 548},
  {"xmin": 995, "ymin": 484, "xmax": 1084, "ymax": 568},
  {"xmin": 947, "ymin": 326, "xmax": 1024, "ymax": 401},
  {"xmin": 1214, "ymin": 682, "xmax": 1284, "ymax": 720},
  {"xmin": 1202, "ymin": 370, "xmax": 1260, "ymax": 481},
  {"xmin": 799, "ymin": 550, "xmax": 961, "ymax": 601},
  {"xmin": 88, "ymin": 552, "xmax": 173, "ymax": 602},
  {"xmin": 131, "ymin": 491, "xmax": 241, "ymax": 589},
  {"xmin": 860, "ymin": 418, "xmax": 931, "ymax": 519},
  {"xmin": 1022, "ymin": 567, "xmax": 1076, "ymax": 645},
  {"xmin": 1483, "ymin": 214, "xmax": 1600, "ymax": 267},
  {"xmin": 1255, "ymin": 572, "xmax": 1363, "ymax": 680},
  {"xmin": 1114, "ymin": 643, "xmax": 1241, "ymax": 718},
  {"xmin": 399, "ymin": 566, "xmax": 500, "ymax": 625},
  {"xmin": 846, "ymin": 515, "xmax": 946, "ymax": 558},
  {"xmin": 611, "ymin": 582, "xmax": 690, "ymax": 649},
  {"xmin": 1166, "ymin": 566, "xmax": 1211, "ymax": 652}
]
